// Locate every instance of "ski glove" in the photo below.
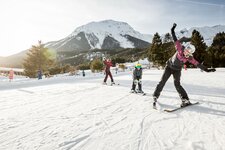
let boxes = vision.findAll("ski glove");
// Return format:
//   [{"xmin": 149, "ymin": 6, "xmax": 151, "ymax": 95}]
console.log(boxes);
[
  {"xmin": 171, "ymin": 23, "xmax": 177, "ymax": 30},
  {"xmin": 205, "ymin": 68, "xmax": 216, "ymax": 72}
]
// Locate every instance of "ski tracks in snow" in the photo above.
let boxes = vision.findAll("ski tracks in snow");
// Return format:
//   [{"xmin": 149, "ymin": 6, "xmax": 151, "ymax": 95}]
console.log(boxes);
[{"xmin": 1, "ymin": 69, "xmax": 225, "ymax": 150}]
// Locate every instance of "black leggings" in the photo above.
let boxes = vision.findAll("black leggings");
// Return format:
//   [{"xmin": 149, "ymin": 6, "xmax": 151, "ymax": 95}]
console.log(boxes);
[{"xmin": 153, "ymin": 66, "xmax": 189, "ymax": 100}]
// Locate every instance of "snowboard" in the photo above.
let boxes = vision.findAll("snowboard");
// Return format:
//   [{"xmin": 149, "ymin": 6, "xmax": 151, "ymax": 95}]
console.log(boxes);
[{"xmin": 164, "ymin": 102, "xmax": 199, "ymax": 112}]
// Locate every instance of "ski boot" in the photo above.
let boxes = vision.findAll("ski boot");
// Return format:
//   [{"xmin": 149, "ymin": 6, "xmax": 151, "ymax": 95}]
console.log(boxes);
[
  {"xmin": 136, "ymin": 89, "xmax": 143, "ymax": 93},
  {"xmin": 153, "ymin": 96, "xmax": 157, "ymax": 108},
  {"xmin": 130, "ymin": 89, "xmax": 137, "ymax": 93},
  {"xmin": 181, "ymin": 99, "xmax": 191, "ymax": 107},
  {"xmin": 111, "ymin": 82, "xmax": 115, "ymax": 86},
  {"xmin": 102, "ymin": 82, "xmax": 107, "ymax": 85}
]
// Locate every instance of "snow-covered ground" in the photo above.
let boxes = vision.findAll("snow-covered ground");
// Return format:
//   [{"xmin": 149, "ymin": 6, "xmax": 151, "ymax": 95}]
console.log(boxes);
[{"xmin": 0, "ymin": 68, "xmax": 225, "ymax": 150}]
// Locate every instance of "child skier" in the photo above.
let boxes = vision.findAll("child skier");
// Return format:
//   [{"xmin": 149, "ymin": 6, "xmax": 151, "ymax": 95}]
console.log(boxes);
[
  {"xmin": 103, "ymin": 57, "xmax": 115, "ymax": 85},
  {"xmin": 153, "ymin": 23, "xmax": 216, "ymax": 108},
  {"xmin": 131, "ymin": 63, "xmax": 144, "ymax": 93}
]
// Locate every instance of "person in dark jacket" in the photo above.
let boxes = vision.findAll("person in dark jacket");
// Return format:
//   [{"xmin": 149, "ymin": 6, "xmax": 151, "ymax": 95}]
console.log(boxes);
[
  {"xmin": 37, "ymin": 69, "xmax": 42, "ymax": 80},
  {"xmin": 103, "ymin": 57, "xmax": 115, "ymax": 85},
  {"xmin": 82, "ymin": 70, "xmax": 85, "ymax": 77},
  {"xmin": 153, "ymin": 23, "xmax": 216, "ymax": 107},
  {"xmin": 131, "ymin": 63, "xmax": 144, "ymax": 93}
]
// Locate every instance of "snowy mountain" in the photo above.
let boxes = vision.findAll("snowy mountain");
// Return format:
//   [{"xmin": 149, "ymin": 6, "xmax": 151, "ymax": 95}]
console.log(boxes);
[
  {"xmin": 175, "ymin": 25, "xmax": 225, "ymax": 46},
  {"xmin": 45, "ymin": 20, "xmax": 152, "ymax": 51},
  {"xmin": 1, "ymin": 68, "xmax": 225, "ymax": 149},
  {"xmin": 1, "ymin": 21, "xmax": 225, "ymax": 67},
  {"xmin": 46, "ymin": 21, "xmax": 225, "ymax": 52}
]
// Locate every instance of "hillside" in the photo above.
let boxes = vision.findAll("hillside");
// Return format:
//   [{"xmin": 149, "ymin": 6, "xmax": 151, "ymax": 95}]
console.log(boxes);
[{"xmin": 0, "ymin": 50, "xmax": 27, "ymax": 68}]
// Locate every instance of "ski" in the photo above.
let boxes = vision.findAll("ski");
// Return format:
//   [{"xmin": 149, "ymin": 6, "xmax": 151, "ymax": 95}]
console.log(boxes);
[
  {"xmin": 111, "ymin": 83, "xmax": 120, "ymax": 86},
  {"xmin": 130, "ymin": 91, "xmax": 146, "ymax": 96},
  {"xmin": 102, "ymin": 83, "xmax": 119, "ymax": 86},
  {"xmin": 164, "ymin": 102, "xmax": 199, "ymax": 112}
]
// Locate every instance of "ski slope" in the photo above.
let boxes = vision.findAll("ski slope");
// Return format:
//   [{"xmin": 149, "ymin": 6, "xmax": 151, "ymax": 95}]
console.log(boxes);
[{"xmin": 0, "ymin": 68, "xmax": 225, "ymax": 150}]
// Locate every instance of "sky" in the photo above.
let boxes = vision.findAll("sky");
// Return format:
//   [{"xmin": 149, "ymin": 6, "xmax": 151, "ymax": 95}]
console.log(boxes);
[{"xmin": 0, "ymin": 0, "xmax": 224, "ymax": 56}]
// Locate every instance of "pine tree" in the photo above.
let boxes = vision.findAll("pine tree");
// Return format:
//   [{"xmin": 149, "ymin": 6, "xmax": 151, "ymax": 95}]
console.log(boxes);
[
  {"xmin": 148, "ymin": 33, "xmax": 164, "ymax": 67},
  {"xmin": 162, "ymin": 33, "xmax": 176, "ymax": 64},
  {"xmin": 23, "ymin": 41, "xmax": 55, "ymax": 78},
  {"xmin": 191, "ymin": 30, "xmax": 208, "ymax": 64},
  {"xmin": 90, "ymin": 59, "xmax": 104, "ymax": 73},
  {"xmin": 207, "ymin": 32, "xmax": 225, "ymax": 67}
]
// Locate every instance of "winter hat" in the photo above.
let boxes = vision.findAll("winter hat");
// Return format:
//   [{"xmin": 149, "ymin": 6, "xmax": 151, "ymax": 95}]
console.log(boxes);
[{"xmin": 135, "ymin": 63, "xmax": 142, "ymax": 69}]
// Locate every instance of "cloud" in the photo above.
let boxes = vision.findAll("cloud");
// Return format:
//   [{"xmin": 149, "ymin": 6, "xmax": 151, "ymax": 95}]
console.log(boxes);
[{"xmin": 175, "ymin": 0, "xmax": 225, "ymax": 7}]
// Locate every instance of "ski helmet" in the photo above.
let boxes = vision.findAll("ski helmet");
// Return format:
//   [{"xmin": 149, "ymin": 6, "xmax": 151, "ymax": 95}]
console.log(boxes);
[
  {"xmin": 135, "ymin": 63, "xmax": 142, "ymax": 69},
  {"xmin": 182, "ymin": 43, "xmax": 195, "ymax": 57},
  {"xmin": 183, "ymin": 43, "xmax": 195, "ymax": 54}
]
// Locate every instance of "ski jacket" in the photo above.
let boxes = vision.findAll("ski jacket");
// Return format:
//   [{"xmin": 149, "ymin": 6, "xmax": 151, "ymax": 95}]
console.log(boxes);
[
  {"xmin": 9, "ymin": 70, "xmax": 14, "ymax": 79},
  {"xmin": 104, "ymin": 60, "xmax": 113, "ymax": 71},
  {"xmin": 133, "ymin": 68, "xmax": 142, "ymax": 80},
  {"xmin": 167, "ymin": 27, "xmax": 206, "ymax": 71}
]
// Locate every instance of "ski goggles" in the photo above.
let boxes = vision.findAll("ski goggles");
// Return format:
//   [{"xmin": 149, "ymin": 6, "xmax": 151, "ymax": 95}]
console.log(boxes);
[{"xmin": 184, "ymin": 49, "xmax": 193, "ymax": 58}]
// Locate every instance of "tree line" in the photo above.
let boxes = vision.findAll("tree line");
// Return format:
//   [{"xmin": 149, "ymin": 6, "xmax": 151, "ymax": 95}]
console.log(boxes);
[
  {"xmin": 23, "ymin": 31, "xmax": 225, "ymax": 78},
  {"xmin": 148, "ymin": 31, "xmax": 225, "ymax": 68}
]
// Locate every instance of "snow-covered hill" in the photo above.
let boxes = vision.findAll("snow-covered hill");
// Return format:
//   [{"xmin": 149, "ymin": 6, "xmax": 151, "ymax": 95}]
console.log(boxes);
[
  {"xmin": 45, "ymin": 20, "xmax": 152, "ymax": 51},
  {"xmin": 175, "ymin": 25, "xmax": 225, "ymax": 46},
  {"xmin": 0, "ymin": 68, "xmax": 225, "ymax": 150}
]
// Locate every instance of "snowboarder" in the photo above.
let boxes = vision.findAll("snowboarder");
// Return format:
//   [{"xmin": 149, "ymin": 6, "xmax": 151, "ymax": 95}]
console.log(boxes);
[
  {"xmin": 103, "ymin": 57, "xmax": 115, "ymax": 85},
  {"xmin": 153, "ymin": 23, "xmax": 216, "ymax": 108},
  {"xmin": 131, "ymin": 63, "xmax": 144, "ymax": 93}
]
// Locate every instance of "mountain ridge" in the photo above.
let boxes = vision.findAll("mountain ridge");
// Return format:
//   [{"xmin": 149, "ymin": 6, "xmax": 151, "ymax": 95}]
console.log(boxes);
[
  {"xmin": 45, "ymin": 20, "xmax": 153, "ymax": 51},
  {"xmin": 0, "ymin": 20, "xmax": 225, "ymax": 67}
]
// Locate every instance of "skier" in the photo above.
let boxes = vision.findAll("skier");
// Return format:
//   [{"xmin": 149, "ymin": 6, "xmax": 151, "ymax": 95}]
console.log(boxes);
[
  {"xmin": 153, "ymin": 23, "xmax": 216, "ymax": 108},
  {"xmin": 131, "ymin": 63, "xmax": 144, "ymax": 93},
  {"xmin": 82, "ymin": 70, "xmax": 85, "ymax": 77},
  {"xmin": 37, "ymin": 69, "xmax": 42, "ymax": 80},
  {"xmin": 9, "ymin": 69, "xmax": 14, "ymax": 82},
  {"xmin": 103, "ymin": 57, "xmax": 115, "ymax": 85}
]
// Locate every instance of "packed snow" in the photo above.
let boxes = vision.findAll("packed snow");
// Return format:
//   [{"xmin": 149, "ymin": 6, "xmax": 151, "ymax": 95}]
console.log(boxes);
[{"xmin": 0, "ymin": 68, "xmax": 225, "ymax": 150}]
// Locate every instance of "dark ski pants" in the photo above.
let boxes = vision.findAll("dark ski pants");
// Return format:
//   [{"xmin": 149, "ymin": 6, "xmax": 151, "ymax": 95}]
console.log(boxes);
[
  {"xmin": 153, "ymin": 65, "xmax": 189, "ymax": 100},
  {"xmin": 104, "ymin": 70, "xmax": 114, "ymax": 82},
  {"xmin": 132, "ymin": 77, "xmax": 142, "ymax": 91}
]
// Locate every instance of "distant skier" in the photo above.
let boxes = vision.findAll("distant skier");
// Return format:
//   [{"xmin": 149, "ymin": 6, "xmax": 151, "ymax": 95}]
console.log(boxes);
[
  {"xmin": 103, "ymin": 57, "xmax": 115, "ymax": 85},
  {"xmin": 82, "ymin": 70, "xmax": 85, "ymax": 77},
  {"xmin": 37, "ymin": 69, "xmax": 42, "ymax": 80},
  {"xmin": 9, "ymin": 69, "xmax": 14, "ymax": 82},
  {"xmin": 131, "ymin": 63, "xmax": 144, "ymax": 93},
  {"xmin": 153, "ymin": 23, "xmax": 216, "ymax": 108}
]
